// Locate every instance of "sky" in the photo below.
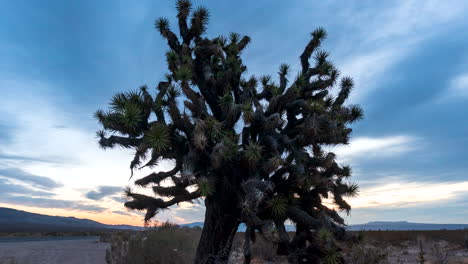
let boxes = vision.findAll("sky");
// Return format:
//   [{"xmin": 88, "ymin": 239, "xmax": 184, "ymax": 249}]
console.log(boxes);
[{"xmin": 0, "ymin": 0, "xmax": 467, "ymax": 226}]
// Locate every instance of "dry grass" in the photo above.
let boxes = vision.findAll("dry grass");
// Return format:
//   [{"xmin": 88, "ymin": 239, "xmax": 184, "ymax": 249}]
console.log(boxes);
[
  {"xmin": 19, "ymin": 228, "xmax": 459, "ymax": 264},
  {"xmin": 104, "ymin": 222, "xmax": 199, "ymax": 264},
  {"xmin": 0, "ymin": 257, "xmax": 29, "ymax": 264}
]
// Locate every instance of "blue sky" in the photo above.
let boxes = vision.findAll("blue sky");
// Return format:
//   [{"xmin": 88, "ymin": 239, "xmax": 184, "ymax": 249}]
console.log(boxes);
[{"xmin": 0, "ymin": 0, "xmax": 467, "ymax": 225}]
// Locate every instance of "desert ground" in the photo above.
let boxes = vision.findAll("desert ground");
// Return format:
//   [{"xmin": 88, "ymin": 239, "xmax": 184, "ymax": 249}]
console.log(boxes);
[
  {"xmin": 0, "ymin": 238, "xmax": 109, "ymax": 264},
  {"xmin": 1, "ymin": 230, "xmax": 468, "ymax": 264}
]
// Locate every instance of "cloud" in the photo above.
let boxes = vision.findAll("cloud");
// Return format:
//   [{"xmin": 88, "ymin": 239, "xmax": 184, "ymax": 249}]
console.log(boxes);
[
  {"xmin": 112, "ymin": 210, "xmax": 133, "ymax": 217},
  {"xmin": 0, "ymin": 194, "xmax": 105, "ymax": 212},
  {"xmin": 334, "ymin": 0, "xmax": 468, "ymax": 102},
  {"xmin": 359, "ymin": 0, "xmax": 466, "ymax": 43},
  {"xmin": 0, "ymin": 167, "xmax": 62, "ymax": 189},
  {"xmin": 0, "ymin": 178, "xmax": 53, "ymax": 197},
  {"xmin": 333, "ymin": 135, "xmax": 417, "ymax": 163},
  {"xmin": 447, "ymin": 73, "xmax": 468, "ymax": 98},
  {"xmin": 111, "ymin": 196, "xmax": 127, "ymax": 203},
  {"xmin": 86, "ymin": 186, "xmax": 123, "ymax": 200},
  {"xmin": 0, "ymin": 152, "xmax": 59, "ymax": 164},
  {"xmin": 349, "ymin": 180, "xmax": 468, "ymax": 209}
]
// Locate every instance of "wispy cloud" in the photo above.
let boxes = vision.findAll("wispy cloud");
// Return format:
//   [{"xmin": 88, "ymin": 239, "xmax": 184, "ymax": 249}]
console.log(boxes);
[
  {"xmin": 0, "ymin": 79, "xmax": 170, "ymax": 218},
  {"xmin": 112, "ymin": 210, "xmax": 133, "ymax": 217},
  {"xmin": 333, "ymin": 135, "xmax": 417, "ymax": 163},
  {"xmin": 0, "ymin": 167, "xmax": 62, "ymax": 189},
  {"xmin": 1, "ymin": 0, "xmax": 468, "ymax": 225},
  {"xmin": 86, "ymin": 186, "xmax": 123, "ymax": 200},
  {"xmin": 0, "ymin": 194, "xmax": 105, "ymax": 213},
  {"xmin": 446, "ymin": 73, "xmax": 468, "ymax": 98},
  {"xmin": 335, "ymin": 0, "xmax": 468, "ymax": 102},
  {"xmin": 0, "ymin": 178, "xmax": 53, "ymax": 197},
  {"xmin": 349, "ymin": 180, "xmax": 468, "ymax": 208}
]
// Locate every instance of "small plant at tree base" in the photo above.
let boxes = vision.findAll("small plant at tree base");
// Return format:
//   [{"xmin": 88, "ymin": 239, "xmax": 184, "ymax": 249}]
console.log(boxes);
[
  {"xmin": 95, "ymin": 0, "xmax": 363, "ymax": 263},
  {"xmin": 344, "ymin": 244, "xmax": 388, "ymax": 264},
  {"xmin": 418, "ymin": 240, "xmax": 425, "ymax": 264},
  {"xmin": 464, "ymin": 231, "xmax": 468, "ymax": 249},
  {"xmin": 431, "ymin": 241, "xmax": 450, "ymax": 264}
]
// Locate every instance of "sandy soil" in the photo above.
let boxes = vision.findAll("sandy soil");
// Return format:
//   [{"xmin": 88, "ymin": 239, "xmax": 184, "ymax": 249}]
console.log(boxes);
[{"xmin": 0, "ymin": 239, "xmax": 109, "ymax": 264}]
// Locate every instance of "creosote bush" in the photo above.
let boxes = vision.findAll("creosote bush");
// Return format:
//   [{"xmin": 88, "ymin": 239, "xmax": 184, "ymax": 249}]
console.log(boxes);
[{"xmin": 105, "ymin": 222, "xmax": 198, "ymax": 264}]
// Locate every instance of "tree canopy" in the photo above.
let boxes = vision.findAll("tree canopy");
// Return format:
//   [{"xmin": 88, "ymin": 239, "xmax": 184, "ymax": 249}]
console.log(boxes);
[{"xmin": 95, "ymin": 0, "xmax": 362, "ymax": 263}]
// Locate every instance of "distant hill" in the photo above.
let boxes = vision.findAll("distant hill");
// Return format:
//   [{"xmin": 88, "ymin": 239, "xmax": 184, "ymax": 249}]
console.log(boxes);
[
  {"xmin": 181, "ymin": 222, "xmax": 296, "ymax": 232},
  {"xmin": 2, "ymin": 207, "xmax": 467, "ymax": 233},
  {"xmin": 182, "ymin": 221, "xmax": 468, "ymax": 231},
  {"xmin": 347, "ymin": 221, "xmax": 468, "ymax": 231},
  {"xmin": 0, "ymin": 207, "xmax": 143, "ymax": 232}
]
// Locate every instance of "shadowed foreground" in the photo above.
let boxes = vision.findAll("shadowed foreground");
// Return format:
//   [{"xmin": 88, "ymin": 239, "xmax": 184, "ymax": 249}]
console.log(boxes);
[
  {"xmin": 101, "ymin": 226, "xmax": 468, "ymax": 264},
  {"xmin": 0, "ymin": 239, "xmax": 109, "ymax": 264},
  {"xmin": 1, "ymin": 229, "xmax": 467, "ymax": 264}
]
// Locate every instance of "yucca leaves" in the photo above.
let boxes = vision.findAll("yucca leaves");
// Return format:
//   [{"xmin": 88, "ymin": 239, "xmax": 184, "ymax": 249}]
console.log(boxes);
[
  {"xmin": 218, "ymin": 92, "xmax": 234, "ymax": 110},
  {"xmin": 166, "ymin": 85, "xmax": 181, "ymax": 99},
  {"xmin": 314, "ymin": 50, "xmax": 329, "ymax": 65},
  {"xmin": 343, "ymin": 183, "xmax": 359, "ymax": 197},
  {"xmin": 341, "ymin": 76, "xmax": 354, "ymax": 89},
  {"xmin": 244, "ymin": 142, "xmax": 263, "ymax": 163},
  {"xmin": 109, "ymin": 91, "xmax": 142, "ymax": 112},
  {"xmin": 121, "ymin": 103, "xmax": 142, "ymax": 129},
  {"xmin": 260, "ymin": 75, "xmax": 271, "ymax": 86},
  {"xmin": 205, "ymin": 117, "xmax": 224, "ymax": 140},
  {"xmin": 109, "ymin": 94, "xmax": 127, "ymax": 111},
  {"xmin": 95, "ymin": 129, "xmax": 106, "ymax": 138},
  {"xmin": 229, "ymin": 32, "xmax": 241, "ymax": 44},
  {"xmin": 350, "ymin": 105, "xmax": 364, "ymax": 122},
  {"xmin": 176, "ymin": 0, "xmax": 191, "ymax": 16},
  {"xmin": 294, "ymin": 73, "xmax": 306, "ymax": 88},
  {"xmin": 241, "ymin": 103, "xmax": 254, "ymax": 124},
  {"xmin": 309, "ymin": 100, "xmax": 325, "ymax": 113},
  {"xmin": 190, "ymin": 6, "xmax": 209, "ymax": 36},
  {"xmin": 174, "ymin": 66, "xmax": 192, "ymax": 82},
  {"xmin": 144, "ymin": 124, "xmax": 171, "ymax": 152},
  {"xmin": 193, "ymin": 7, "xmax": 210, "ymax": 27},
  {"xmin": 317, "ymin": 228, "xmax": 333, "ymax": 243},
  {"xmin": 214, "ymin": 35, "xmax": 227, "ymax": 47},
  {"xmin": 197, "ymin": 177, "xmax": 214, "ymax": 197},
  {"xmin": 94, "ymin": 109, "xmax": 105, "ymax": 122},
  {"xmin": 221, "ymin": 137, "xmax": 238, "ymax": 161},
  {"xmin": 311, "ymin": 27, "xmax": 327, "ymax": 40},
  {"xmin": 155, "ymin": 18, "xmax": 170, "ymax": 35},
  {"xmin": 341, "ymin": 165, "xmax": 352, "ymax": 177},
  {"xmin": 324, "ymin": 247, "xmax": 341, "ymax": 264},
  {"xmin": 279, "ymin": 63, "xmax": 290, "ymax": 76},
  {"xmin": 263, "ymin": 156, "xmax": 283, "ymax": 173},
  {"xmin": 166, "ymin": 50, "xmax": 179, "ymax": 70},
  {"xmin": 270, "ymin": 196, "xmax": 288, "ymax": 217}
]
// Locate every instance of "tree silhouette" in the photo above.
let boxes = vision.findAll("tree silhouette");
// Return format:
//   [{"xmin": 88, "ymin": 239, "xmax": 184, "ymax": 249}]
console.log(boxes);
[{"xmin": 95, "ymin": 1, "xmax": 362, "ymax": 263}]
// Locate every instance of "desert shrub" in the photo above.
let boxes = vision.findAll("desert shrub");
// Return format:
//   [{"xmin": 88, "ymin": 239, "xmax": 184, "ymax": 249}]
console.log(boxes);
[
  {"xmin": 464, "ymin": 232, "xmax": 468, "ymax": 249},
  {"xmin": 417, "ymin": 240, "xmax": 425, "ymax": 264},
  {"xmin": 105, "ymin": 222, "xmax": 199, "ymax": 264},
  {"xmin": 430, "ymin": 241, "xmax": 450, "ymax": 264},
  {"xmin": 350, "ymin": 230, "xmax": 467, "ymax": 247},
  {"xmin": 343, "ymin": 244, "xmax": 389, "ymax": 264}
]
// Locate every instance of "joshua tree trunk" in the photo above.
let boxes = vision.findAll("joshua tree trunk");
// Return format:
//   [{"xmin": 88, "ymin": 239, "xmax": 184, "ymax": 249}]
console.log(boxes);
[{"xmin": 195, "ymin": 191, "xmax": 240, "ymax": 264}]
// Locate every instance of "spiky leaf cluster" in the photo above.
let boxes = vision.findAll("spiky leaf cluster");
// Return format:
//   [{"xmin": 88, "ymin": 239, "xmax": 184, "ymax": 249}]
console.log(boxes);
[{"xmin": 95, "ymin": 1, "xmax": 362, "ymax": 263}]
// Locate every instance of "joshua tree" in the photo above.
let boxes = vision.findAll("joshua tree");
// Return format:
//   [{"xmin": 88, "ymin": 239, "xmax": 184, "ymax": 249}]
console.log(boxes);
[{"xmin": 95, "ymin": 1, "xmax": 362, "ymax": 263}]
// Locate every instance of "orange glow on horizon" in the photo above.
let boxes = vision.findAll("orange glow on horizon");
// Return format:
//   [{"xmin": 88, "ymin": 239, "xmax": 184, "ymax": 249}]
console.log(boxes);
[{"xmin": 0, "ymin": 203, "xmax": 145, "ymax": 227}]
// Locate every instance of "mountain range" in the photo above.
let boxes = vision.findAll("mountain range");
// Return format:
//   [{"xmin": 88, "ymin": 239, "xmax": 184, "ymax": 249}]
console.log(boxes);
[
  {"xmin": 0, "ymin": 207, "xmax": 144, "ymax": 232},
  {"xmin": 1, "ymin": 207, "xmax": 467, "ymax": 232}
]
